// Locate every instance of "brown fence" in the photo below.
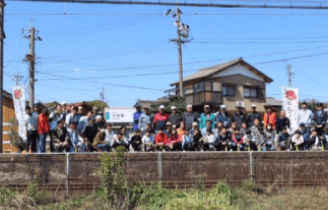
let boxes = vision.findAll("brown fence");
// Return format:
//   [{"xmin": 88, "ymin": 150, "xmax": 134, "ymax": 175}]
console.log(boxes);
[{"xmin": 1, "ymin": 152, "xmax": 328, "ymax": 196}]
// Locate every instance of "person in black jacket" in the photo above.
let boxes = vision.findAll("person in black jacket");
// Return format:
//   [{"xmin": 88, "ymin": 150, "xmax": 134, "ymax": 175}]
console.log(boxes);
[
  {"xmin": 247, "ymin": 104, "xmax": 261, "ymax": 128},
  {"xmin": 52, "ymin": 120, "xmax": 70, "ymax": 152},
  {"xmin": 312, "ymin": 102, "xmax": 327, "ymax": 136},
  {"xmin": 168, "ymin": 106, "xmax": 182, "ymax": 129},
  {"xmin": 183, "ymin": 104, "xmax": 198, "ymax": 131},
  {"xmin": 276, "ymin": 111, "xmax": 290, "ymax": 134},
  {"xmin": 82, "ymin": 118, "xmax": 98, "ymax": 151},
  {"xmin": 130, "ymin": 129, "xmax": 142, "ymax": 151},
  {"xmin": 232, "ymin": 105, "xmax": 246, "ymax": 128}
]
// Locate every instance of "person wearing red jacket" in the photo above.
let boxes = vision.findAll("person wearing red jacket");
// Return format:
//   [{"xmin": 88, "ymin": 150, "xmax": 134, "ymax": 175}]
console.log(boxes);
[
  {"xmin": 231, "ymin": 128, "xmax": 244, "ymax": 151},
  {"xmin": 38, "ymin": 107, "xmax": 50, "ymax": 153},
  {"xmin": 264, "ymin": 105, "xmax": 276, "ymax": 130},
  {"xmin": 155, "ymin": 128, "xmax": 168, "ymax": 151},
  {"xmin": 168, "ymin": 128, "xmax": 182, "ymax": 151}
]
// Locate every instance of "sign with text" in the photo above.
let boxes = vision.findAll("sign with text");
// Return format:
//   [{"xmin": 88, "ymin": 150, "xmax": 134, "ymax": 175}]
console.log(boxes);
[
  {"xmin": 281, "ymin": 87, "xmax": 299, "ymax": 133},
  {"xmin": 104, "ymin": 107, "xmax": 135, "ymax": 123},
  {"xmin": 11, "ymin": 86, "xmax": 27, "ymax": 141}
]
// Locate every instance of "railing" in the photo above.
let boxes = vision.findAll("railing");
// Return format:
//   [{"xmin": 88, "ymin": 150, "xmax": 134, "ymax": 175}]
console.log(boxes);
[{"xmin": 1, "ymin": 151, "xmax": 328, "ymax": 196}]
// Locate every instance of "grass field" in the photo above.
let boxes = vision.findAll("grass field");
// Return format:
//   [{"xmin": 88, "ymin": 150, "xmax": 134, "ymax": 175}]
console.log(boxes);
[{"xmin": 1, "ymin": 181, "xmax": 328, "ymax": 210}]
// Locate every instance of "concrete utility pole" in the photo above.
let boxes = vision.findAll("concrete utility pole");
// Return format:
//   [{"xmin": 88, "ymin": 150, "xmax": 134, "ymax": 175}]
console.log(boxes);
[
  {"xmin": 100, "ymin": 87, "xmax": 105, "ymax": 111},
  {"xmin": 287, "ymin": 65, "xmax": 294, "ymax": 87},
  {"xmin": 0, "ymin": 0, "xmax": 5, "ymax": 153},
  {"xmin": 25, "ymin": 26, "xmax": 41, "ymax": 108},
  {"xmin": 15, "ymin": 73, "xmax": 23, "ymax": 86},
  {"xmin": 176, "ymin": 8, "xmax": 184, "ymax": 97}
]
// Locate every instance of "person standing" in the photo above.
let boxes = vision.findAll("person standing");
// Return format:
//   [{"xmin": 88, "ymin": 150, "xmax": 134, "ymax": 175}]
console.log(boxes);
[
  {"xmin": 247, "ymin": 104, "xmax": 261, "ymax": 128},
  {"xmin": 183, "ymin": 104, "xmax": 198, "ymax": 131},
  {"xmin": 199, "ymin": 105, "xmax": 216, "ymax": 130},
  {"xmin": 38, "ymin": 107, "xmax": 50, "ymax": 153},
  {"xmin": 138, "ymin": 106, "xmax": 154, "ymax": 133},
  {"xmin": 312, "ymin": 102, "xmax": 327, "ymax": 136},
  {"xmin": 60, "ymin": 101, "xmax": 68, "ymax": 121},
  {"xmin": 133, "ymin": 105, "xmax": 143, "ymax": 131},
  {"xmin": 263, "ymin": 105, "xmax": 276, "ymax": 130},
  {"xmin": 25, "ymin": 106, "xmax": 38, "ymax": 153},
  {"xmin": 154, "ymin": 105, "xmax": 169, "ymax": 131},
  {"xmin": 216, "ymin": 105, "xmax": 231, "ymax": 128},
  {"xmin": 65, "ymin": 107, "xmax": 79, "ymax": 127},
  {"xmin": 91, "ymin": 106, "xmax": 100, "ymax": 121},
  {"xmin": 297, "ymin": 101, "xmax": 313, "ymax": 133},
  {"xmin": 49, "ymin": 104, "xmax": 64, "ymax": 152},
  {"xmin": 232, "ymin": 105, "xmax": 246, "ymax": 128},
  {"xmin": 168, "ymin": 106, "xmax": 182, "ymax": 129},
  {"xmin": 276, "ymin": 110, "xmax": 291, "ymax": 134}
]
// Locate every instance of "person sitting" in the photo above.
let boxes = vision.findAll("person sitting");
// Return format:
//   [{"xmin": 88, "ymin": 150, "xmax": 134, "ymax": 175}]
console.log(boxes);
[
  {"xmin": 292, "ymin": 130, "xmax": 304, "ymax": 151},
  {"xmin": 202, "ymin": 129, "xmax": 218, "ymax": 151},
  {"xmin": 201, "ymin": 120, "xmax": 213, "ymax": 137},
  {"xmin": 177, "ymin": 121, "xmax": 186, "ymax": 139},
  {"xmin": 240, "ymin": 122, "xmax": 247, "ymax": 137},
  {"xmin": 164, "ymin": 122, "xmax": 172, "ymax": 138},
  {"xmin": 264, "ymin": 124, "xmax": 275, "ymax": 151},
  {"xmin": 93, "ymin": 129, "xmax": 109, "ymax": 152},
  {"xmin": 321, "ymin": 127, "xmax": 328, "ymax": 150},
  {"xmin": 112, "ymin": 132, "xmax": 129, "ymax": 151},
  {"xmin": 191, "ymin": 129, "xmax": 202, "ymax": 151},
  {"xmin": 244, "ymin": 128, "xmax": 255, "ymax": 151},
  {"xmin": 228, "ymin": 122, "xmax": 237, "ymax": 136},
  {"xmin": 67, "ymin": 122, "xmax": 86, "ymax": 152},
  {"xmin": 189, "ymin": 122, "xmax": 199, "ymax": 139},
  {"xmin": 52, "ymin": 120, "xmax": 70, "ymax": 153},
  {"xmin": 213, "ymin": 121, "xmax": 223, "ymax": 138},
  {"xmin": 231, "ymin": 128, "xmax": 244, "ymax": 151},
  {"xmin": 167, "ymin": 128, "xmax": 182, "ymax": 151},
  {"xmin": 182, "ymin": 129, "xmax": 193, "ymax": 151},
  {"xmin": 277, "ymin": 127, "xmax": 291, "ymax": 151},
  {"xmin": 256, "ymin": 126, "xmax": 271, "ymax": 151},
  {"xmin": 104, "ymin": 123, "xmax": 115, "ymax": 149},
  {"xmin": 141, "ymin": 130, "xmax": 154, "ymax": 152},
  {"xmin": 217, "ymin": 127, "xmax": 231, "ymax": 151},
  {"xmin": 300, "ymin": 123, "xmax": 310, "ymax": 150},
  {"xmin": 250, "ymin": 119, "xmax": 260, "ymax": 138},
  {"xmin": 130, "ymin": 129, "xmax": 142, "ymax": 152},
  {"xmin": 155, "ymin": 128, "xmax": 168, "ymax": 151}
]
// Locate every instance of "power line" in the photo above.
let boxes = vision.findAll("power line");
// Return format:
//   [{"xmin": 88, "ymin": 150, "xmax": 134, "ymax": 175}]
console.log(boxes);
[{"xmin": 8, "ymin": 13, "xmax": 328, "ymax": 16}]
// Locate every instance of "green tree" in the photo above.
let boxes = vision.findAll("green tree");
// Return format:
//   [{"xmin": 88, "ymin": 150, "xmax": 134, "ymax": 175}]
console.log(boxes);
[{"xmin": 150, "ymin": 96, "xmax": 186, "ymax": 113}]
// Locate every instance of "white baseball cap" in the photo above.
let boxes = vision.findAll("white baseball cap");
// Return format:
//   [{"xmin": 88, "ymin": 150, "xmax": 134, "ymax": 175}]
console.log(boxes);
[
  {"xmin": 78, "ymin": 106, "xmax": 83, "ymax": 110},
  {"xmin": 251, "ymin": 104, "xmax": 256, "ymax": 107},
  {"xmin": 61, "ymin": 101, "xmax": 67, "ymax": 105},
  {"xmin": 220, "ymin": 105, "xmax": 226, "ymax": 109},
  {"xmin": 171, "ymin": 106, "xmax": 176, "ymax": 110},
  {"xmin": 159, "ymin": 105, "xmax": 165, "ymax": 109},
  {"xmin": 192, "ymin": 122, "xmax": 198, "ymax": 126},
  {"xmin": 187, "ymin": 104, "xmax": 192, "ymax": 108},
  {"xmin": 204, "ymin": 105, "xmax": 210, "ymax": 109},
  {"xmin": 96, "ymin": 115, "xmax": 102, "ymax": 120}
]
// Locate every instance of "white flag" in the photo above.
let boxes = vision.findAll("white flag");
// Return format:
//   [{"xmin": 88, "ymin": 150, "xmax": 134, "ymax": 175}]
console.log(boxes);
[{"xmin": 11, "ymin": 86, "xmax": 27, "ymax": 141}]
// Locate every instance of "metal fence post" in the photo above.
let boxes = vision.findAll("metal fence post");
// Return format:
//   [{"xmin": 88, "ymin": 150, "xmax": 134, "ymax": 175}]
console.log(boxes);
[
  {"xmin": 249, "ymin": 152, "xmax": 254, "ymax": 182},
  {"xmin": 66, "ymin": 153, "xmax": 70, "ymax": 197},
  {"xmin": 158, "ymin": 152, "xmax": 162, "ymax": 184}
]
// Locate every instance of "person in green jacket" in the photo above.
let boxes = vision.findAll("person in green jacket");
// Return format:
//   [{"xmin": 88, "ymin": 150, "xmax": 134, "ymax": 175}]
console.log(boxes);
[{"xmin": 199, "ymin": 105, "xmax": 216, "ymax": 130}]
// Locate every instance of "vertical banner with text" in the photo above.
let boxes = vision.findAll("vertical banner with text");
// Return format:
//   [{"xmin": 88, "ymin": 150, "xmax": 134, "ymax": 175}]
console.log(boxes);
[
  {"xmin": 11, "ymin": 86, "xmax": 27, "ymax": 141},
  {"xmin": 281, "ymin": 86, "xmax": 299, "ymax": 133}
]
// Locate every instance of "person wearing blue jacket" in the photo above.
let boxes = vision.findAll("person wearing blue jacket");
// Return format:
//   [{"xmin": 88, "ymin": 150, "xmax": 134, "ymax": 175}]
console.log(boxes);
[
  {"xmin": 199, "ymin": 105, "xmax": 216, "ymax": 130},
  {"xmin": 216, "ymin": 105, "xmax": 231, "ymax": 128},
  {"xmin": 300, "ymin": 123, "xmax": 310, "ymax": 150},
  {"xmin": 133, "ymin": 105, "xmax": 143, "ymax": 131}
]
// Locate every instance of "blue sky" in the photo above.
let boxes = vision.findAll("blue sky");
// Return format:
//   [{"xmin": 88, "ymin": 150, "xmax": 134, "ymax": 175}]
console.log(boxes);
[{"xmin": 4, "ymin": 0, "xmax": 328, "ymax": 106}]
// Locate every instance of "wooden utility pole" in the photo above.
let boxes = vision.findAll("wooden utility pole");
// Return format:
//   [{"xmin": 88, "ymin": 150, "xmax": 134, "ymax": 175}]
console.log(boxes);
[
  {"xmin": 0, "ymin": 0, "xmax": 5, "ymax": 153},
  {"xmin": 29, "ymin": 27, "xmax": 35, "ymax": 108},
  {"xmin": 176, "ymin": 8, "xmax": 184, "ymax": 97}
]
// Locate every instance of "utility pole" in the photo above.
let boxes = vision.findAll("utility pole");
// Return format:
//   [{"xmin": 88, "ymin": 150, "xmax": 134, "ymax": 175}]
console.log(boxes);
[
  {"xmin": 24, "ymin": 26, "xmax": 41, "ymax": 108},
  {"xmin": 0, "ymin": 0, "xmax": 5, "ymax": 153},
  {"xmin": 100, "ymin": 87, "xmax": 105, "ymax": 111},
  {"xmin": 15, "ymin": 73, "xmax": 23, "ymax": 86},
  {"xmin": 287, "ymin": 65, "xmax": 294, "ymax": 87}
]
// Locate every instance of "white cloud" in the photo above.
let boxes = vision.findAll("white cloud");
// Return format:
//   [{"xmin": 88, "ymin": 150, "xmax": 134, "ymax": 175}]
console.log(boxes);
[
  {"xmin": 88, "ymin": 70, "xmax": 97, "ymax": 74},
  {"xmin": 73, "ymin": 68, "xmax": 81, "ymax": 73}
]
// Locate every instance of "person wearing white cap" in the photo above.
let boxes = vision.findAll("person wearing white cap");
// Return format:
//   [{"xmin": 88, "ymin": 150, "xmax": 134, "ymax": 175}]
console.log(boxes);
[
  {"xmin": 95, "ymin": 115, "xmax": 105, "ymax": 130},
  {"xmin": 216, "ymin": 104, "xmax": 231, "ymax": 128},
  {"xmin": 232, "ymin": 104, "xmax": 246, "ymax": 129},
  {"xmin": 183, "ymin": 104, "xmax": 198, "ymax": 131},
  {"xmin": 199, "ymin": 105, "xmax": 216, "ymax": 130},
  {"xmin": 138, "ymin": 106, "xmax": 154, "ymax": 133},
  {"xmin": 247, "ymin": 104, "xmax": 261, "ymax": 128},
  {"xmin": 168, "ymin": 106, "xmax": 182, "ymax": 129},
  {"xmin": 154, "ymin": 105, "xmax": 169, "ymax": 131}
]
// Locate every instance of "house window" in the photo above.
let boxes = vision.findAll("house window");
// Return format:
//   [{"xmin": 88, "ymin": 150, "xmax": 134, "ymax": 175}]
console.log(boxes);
[
  {"xmin": 193, "ymin": 82, "xmax": 205, "ymax": 93},
  {"xmin": 244, "ymin": 87, "xmax": 258, "ymax": 98},
  {"xmin": 222, "ymin": 86, "xmax": 235, "ymax": 96}
]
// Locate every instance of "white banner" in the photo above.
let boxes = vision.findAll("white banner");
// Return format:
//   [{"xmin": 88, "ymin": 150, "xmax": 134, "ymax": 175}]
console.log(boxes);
[
  {"xmin": 104, "ymin": 107, "xmax": 135, "ymax": 123},
  {"xmin": 281, "ymin": 87, "xmax": 299, "ymax": 133},
  {"xmin": 11, "ymin": 86, "xmax": 27, "ymax": 141}
]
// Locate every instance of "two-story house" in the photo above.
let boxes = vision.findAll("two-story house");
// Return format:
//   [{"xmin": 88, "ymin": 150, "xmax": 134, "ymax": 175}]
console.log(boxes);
[{"xmin": 169, "ymin": 58, "xmax": 273, "ymax": 112}]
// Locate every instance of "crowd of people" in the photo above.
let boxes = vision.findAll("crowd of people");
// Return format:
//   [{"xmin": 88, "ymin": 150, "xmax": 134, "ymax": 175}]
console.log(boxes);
[{"xmin": 24, "ymin": 100, "xmax": 328, "ymax": 153}]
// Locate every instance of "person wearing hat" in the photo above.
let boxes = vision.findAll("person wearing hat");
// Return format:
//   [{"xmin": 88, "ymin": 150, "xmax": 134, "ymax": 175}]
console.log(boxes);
[
  {"xmin": 247, "ymin": 104, "xmax": 261, "ymax": 128},
  {"xmin": 312, "ymin": 102, "xmax": 327, "ymax": 136},
  {"xmin": 199, "ymin": 105, "xmax": 216, "ymax": 130},
  {"xmin": 154, "ymin": 105, "xmax": 169, "ymax": 131},
  {"xmin": 216, "ymin": 105, "xmax": 231, "ymax": 128},
  {"xmin": 183, "ymin": 104, "xmax": 198, "ymax": 131},
  {"xmin": 299, "ymin": 123, "xmax": 310, "ymax": 150},
  {"xmin": 168, "ymin": 106, "xmax": 182, "ymax": 129},
  {"xmin": 277, "ymin": 126, "xmax": 291, "ymax": 151},
  {"xmin": 138, "ymin": 106, "xmax": 154, "ymax": 134},
  {"xmin": 263, "ymin": 105, "xmax": 276, "ymax": 130},
  {"xmin": 189, "ymin": 122, "xmax": 199, "ymax": 139},
  {"xmin": 297, "ymin": 101, "xmax": 313, "ymax": 134},
  {"xmin": 232, "ymin": 104, "xmax": 246, "ymax": 129},
  {"xmin": 133, "ymin": 105, "xmax": 144, "ymax": 131},
  {"xmin": 95, "ymin": 115, "xmax": 105, "ymax": 130}
]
